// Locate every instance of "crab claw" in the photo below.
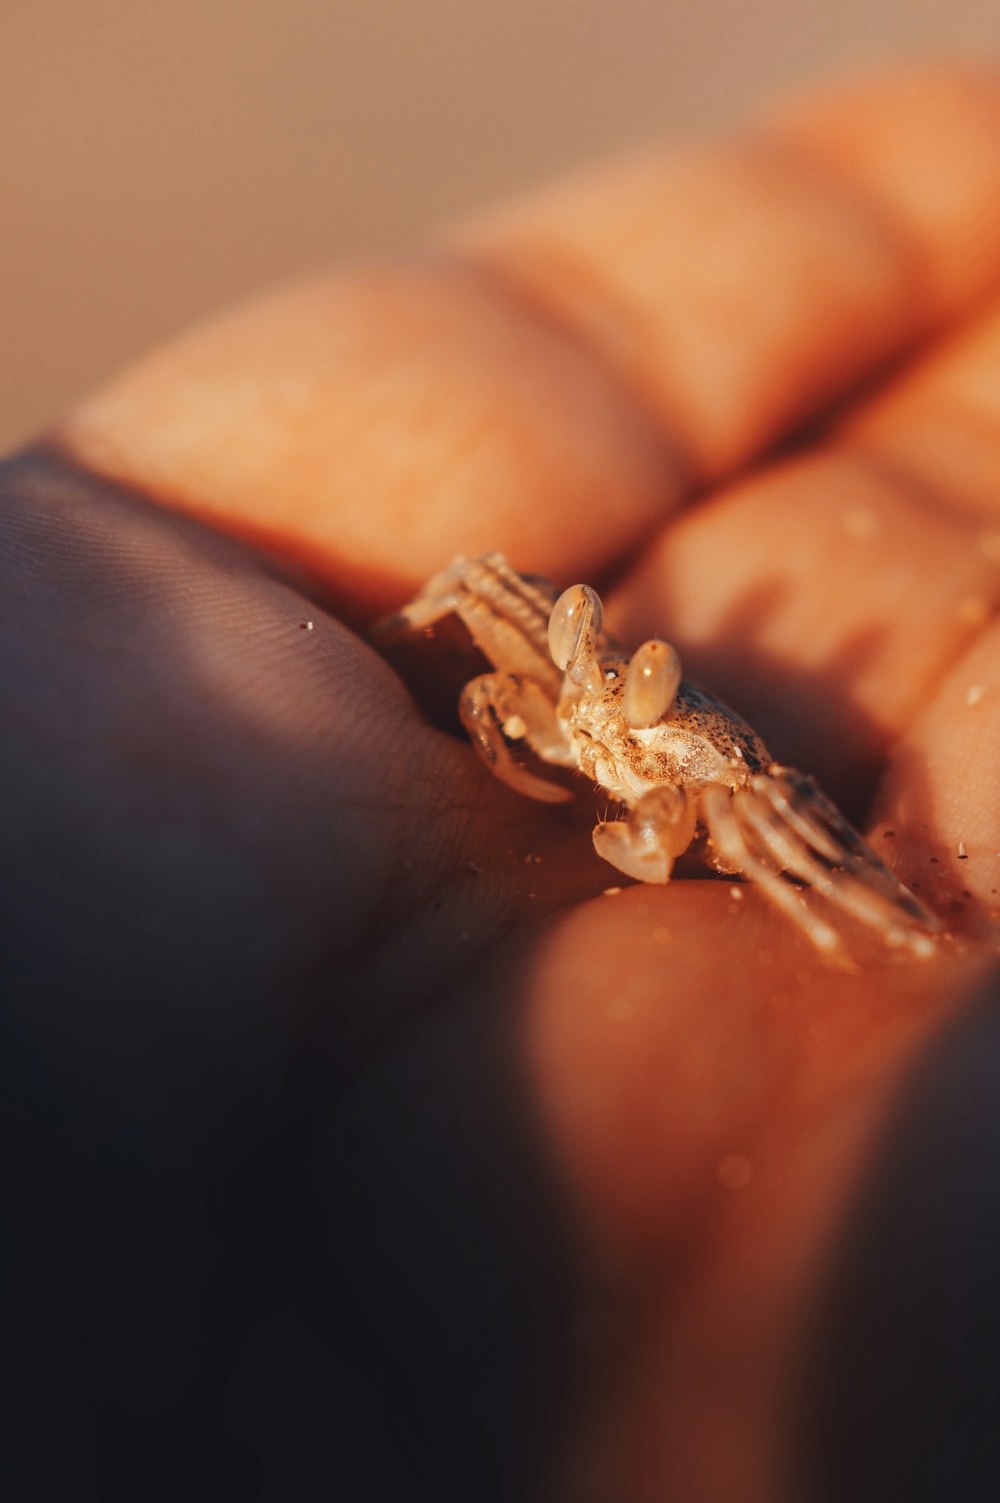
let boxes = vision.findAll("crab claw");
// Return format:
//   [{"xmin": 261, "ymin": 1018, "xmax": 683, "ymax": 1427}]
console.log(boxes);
[{"xmin": 592, "ymin": 785, "xmax": 697, "ymax": 883}]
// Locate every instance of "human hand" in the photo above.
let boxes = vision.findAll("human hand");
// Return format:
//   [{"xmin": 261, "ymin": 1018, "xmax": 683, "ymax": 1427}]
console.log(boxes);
[{"xmin": 3, "ymin": 63, "xmax": 1000, "ymax": 1503}]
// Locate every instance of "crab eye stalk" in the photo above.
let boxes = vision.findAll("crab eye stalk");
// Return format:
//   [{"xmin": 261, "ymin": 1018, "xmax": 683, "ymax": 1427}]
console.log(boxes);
[
  {"xmin": 547, "ymin": 584, "xmax": 604, "ymax": 673},
  {"xmin": 623, "ymin": 639, "xmax": 681, "ymax": 727}
]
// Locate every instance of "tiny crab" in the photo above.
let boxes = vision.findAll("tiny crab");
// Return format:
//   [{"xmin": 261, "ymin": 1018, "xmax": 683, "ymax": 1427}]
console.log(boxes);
[{"xmin": 377, "ymin": 553, "xmax": 939, "ymax": 963}]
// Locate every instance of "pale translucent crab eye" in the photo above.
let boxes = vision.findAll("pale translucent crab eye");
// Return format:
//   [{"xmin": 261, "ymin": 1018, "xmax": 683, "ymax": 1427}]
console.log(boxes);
[
  {"xmin": 547, "ymin": 584, "xmax": 604, "ymax": 671},
  {"xmin": 623, "ymin": 639, "xmax": 681, "ymax": 727}
]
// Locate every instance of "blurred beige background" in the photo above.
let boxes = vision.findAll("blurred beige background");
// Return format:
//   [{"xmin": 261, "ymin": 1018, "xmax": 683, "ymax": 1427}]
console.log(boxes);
[{"xmin": 3, "ymin": 0, "xmax": 999, "ymax": 453}]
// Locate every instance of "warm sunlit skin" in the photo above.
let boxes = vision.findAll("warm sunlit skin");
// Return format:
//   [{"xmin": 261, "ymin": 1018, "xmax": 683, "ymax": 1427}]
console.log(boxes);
[{"xmin": 5, "ymin": 62, "xmax": 1000, "ymax": 1503}]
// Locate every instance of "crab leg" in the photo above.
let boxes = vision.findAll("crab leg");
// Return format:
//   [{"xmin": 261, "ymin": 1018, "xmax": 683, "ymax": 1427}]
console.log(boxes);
[
  {"xmin": 700, "ymin": 785, "xmax": 846, "ymax": 960},
  {"xmin": 754, "ymin": 770, "xmax": 846, "ymax": 865},
  {"xmin": 734, "ymin": 792, "xmax": 936, "ymax": 957},
  {"xmin": 592, "ymin": 784, "xmax": 698, "ymax": 884},
  {"xmin": 757, "ymin": 770, "xmax": 934, "ymax": 925},
  {"xmin": 459, "ymin": 672, "xmax": 574, "ymax": 803},
  {"xmin": 373, "ymin": 553, "xmax": 562, "ymax": 692}
]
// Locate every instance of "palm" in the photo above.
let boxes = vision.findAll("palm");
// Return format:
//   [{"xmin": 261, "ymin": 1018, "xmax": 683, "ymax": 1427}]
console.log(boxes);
[{"xmin": 3, "ymin": 65, "xmax": 1000, "ymax": 1503}]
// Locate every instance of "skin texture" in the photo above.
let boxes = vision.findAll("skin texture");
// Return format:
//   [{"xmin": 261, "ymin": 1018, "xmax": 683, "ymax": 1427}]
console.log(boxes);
[{"xmin": 4, "ymin": 63, "xmax": 1000, "ymax": 1503}]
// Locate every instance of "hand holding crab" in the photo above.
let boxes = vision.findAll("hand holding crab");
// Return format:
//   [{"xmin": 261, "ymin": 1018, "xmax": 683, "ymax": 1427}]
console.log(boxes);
[
  {"xmin": 13, "ymin": 60, "xmax": 1000, "ymax": 1503},
  {"xmin": 381, "ymin": 553, "xmax": 939, "ymax": 964}
]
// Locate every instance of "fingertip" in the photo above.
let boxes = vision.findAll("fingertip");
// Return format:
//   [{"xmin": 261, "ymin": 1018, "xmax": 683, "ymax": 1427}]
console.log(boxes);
[{"xmin": 761, "ymin": 60, "xmax": 1000, "ymax": 316}]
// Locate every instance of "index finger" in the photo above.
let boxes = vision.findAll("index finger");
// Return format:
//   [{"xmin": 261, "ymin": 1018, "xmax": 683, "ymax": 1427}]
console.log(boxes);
[{"xmin": 53, "ymin": 65, "xmax": 1000, "ymax": 613}]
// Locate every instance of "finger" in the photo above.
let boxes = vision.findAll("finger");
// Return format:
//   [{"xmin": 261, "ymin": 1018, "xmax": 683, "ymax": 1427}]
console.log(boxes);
[
  {"xmin": 606, "ymin": 252, "xmax": 1000, "ymax": 808},
  {"xmin": 458, "ymin": 63, "xmax": 1000, "ymax": 474},
  {"xmin": 521, "ymin": 885, "xmax": 970, "ymax": 1256},
  {"xmin": 874, "ymin": 616, "xmax": 1000, "ymax": 933},
  {"xmin": 508, "ymin": 881, "xmax": 981, "ymax": 1498},
  {"xmin": 840, "ymin": 295, "xmax": 1000, "ymax": 531},
  {"xmin": 606, "ymin": 442, "xmax": 1000, "ymax": 812},
  {"xmin": 54, "ymin": 262, "xmax": 676, "ymax": 616},
  {"xmin": 53, "ymin": 67, "xmax": 1000, "ymax": 612},
  {"xmin": 766, "ymin": 65, "xmax": 1000, "ymax": 315}
]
